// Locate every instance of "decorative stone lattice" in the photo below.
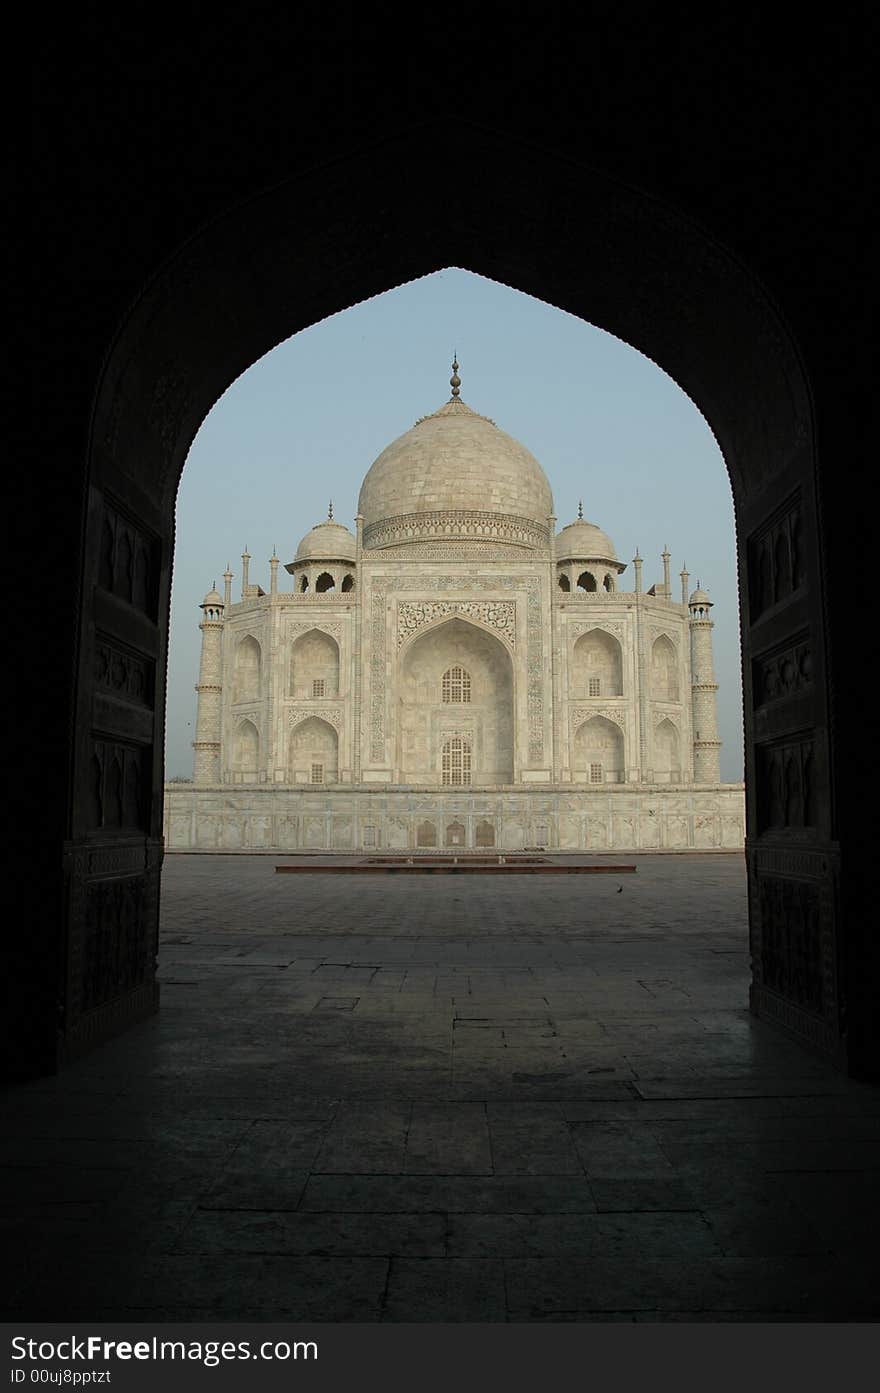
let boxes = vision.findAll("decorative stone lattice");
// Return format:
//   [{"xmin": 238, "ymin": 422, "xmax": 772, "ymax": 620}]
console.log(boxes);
[
  {"xmin": 287, "ymin": 706, "xmax": 343, "ymax": 730},
  {"xmin": 234, "ymin": 712, "xmax": 260, "ymax": 729},
  {"xmin": 369, "ymin": 574, "xmax": 544, "ymax": 764},
  {"xmin": 397, "ymin": 600, "xmax": 516, "ymax": 650}
]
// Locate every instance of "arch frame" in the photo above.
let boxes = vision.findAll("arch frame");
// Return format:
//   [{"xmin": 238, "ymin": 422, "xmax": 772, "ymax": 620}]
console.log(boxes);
[
  {"xmin": 395, "ymin": 612, "xmax": 516, "ymax": 787},
  {"xmin": 52, "ymin": 120, "xmax": 851, "ymax": 1073},
  {"xmin": 287, "ymin": 714, "xmax": 341, "ymax": 785}
]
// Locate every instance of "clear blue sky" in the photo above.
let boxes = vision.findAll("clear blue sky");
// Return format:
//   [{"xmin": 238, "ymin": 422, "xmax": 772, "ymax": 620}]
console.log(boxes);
[{"xmin": 167, "ymin": 268, "xmax": 743, "ymax": 781}]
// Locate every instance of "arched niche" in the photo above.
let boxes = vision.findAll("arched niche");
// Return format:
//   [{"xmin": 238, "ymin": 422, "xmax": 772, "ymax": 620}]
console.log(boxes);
[
  {"xmin": 233, "ymin": 634, "xmax": 261, "ymax": 702},
  {"xmin": 475, "ymin": 819, "xmax": 496, "ymax": 848},
  {"xmin": 289, "ymin": 716, "xmax": 338, "ymax": 784},
  {"xmin": 416, "ymin": 820, "xmax": 437, "ymax": 848},
  {"xmin": 290, "ymin": 628, "xmax": 339, "ymax": 699},
  {"xmin": 577, "ymin": 571, "xmax": 597, "ymax": 592},
  {"xmin": 558, "ymin": 573, "xmax": 571, "ymax": 592},
  {"xmin": 397, "ymin": 617, "xmax": 513, "ymax": 784},
  {"xmin": 572, "ymin": 628, "xmax": 623, "ymax": 697},
  {"xmin": 232, "ymin": 719, "xmax": 259, "ymax": 780},
  {"xmin": 654, "ymin": 718, "xmax": 681, "ymax": 783},
  {"xmin": 651, "ymin": 634, "xmax": 679, "ymax": 702},
  {"xmin": 315, "ymin": 571, "xmax": 335, "ymax": 593},
  {"xmin": 574, "ymin": 715, "xmax": 625, "ymax": 783},
  {"xmin": 341, "ymin": 573, "xmax": 355, "ymax": 593},
  {"xmin": 445, "ymin": 819, "xmax": 466, "ymax": 847}
]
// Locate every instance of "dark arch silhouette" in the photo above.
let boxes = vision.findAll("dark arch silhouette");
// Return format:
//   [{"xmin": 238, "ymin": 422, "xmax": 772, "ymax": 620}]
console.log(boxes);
[{"xmin": 20, "ymin": 95, "xmax": 871, "ymax": 1082}]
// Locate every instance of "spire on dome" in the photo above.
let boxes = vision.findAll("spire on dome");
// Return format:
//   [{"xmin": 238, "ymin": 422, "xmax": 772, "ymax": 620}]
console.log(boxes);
[
  {"xmin": 578, "ymin": 500, "xmax": 583, "ymax": 520},
  {"xmin": 450, "ymin": 354, "xmax": 461, "ymax": 399},
  {"xmin": 328, "ymin": 500, "xmax": 333, "ymax": 520}
]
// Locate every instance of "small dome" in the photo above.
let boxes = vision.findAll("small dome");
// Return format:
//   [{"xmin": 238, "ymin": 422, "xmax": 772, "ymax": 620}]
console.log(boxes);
[
  {"xmin": 358, "ymin": 397, "xmax": 554, "ymax": 550},
  {"xmin": 294, "ymin": 519, "xmax": 357, "ymax": 563},
  {"xmin": 689, "ymin": 586, "xmax": 712, "ymax": 606},
  {"xmin": 555, "ymin": 518, "xmax": 618, "ymax": 562},
  {"xmin": 201, "ymin": 586, "xmax": 223, "ymax": 607}
]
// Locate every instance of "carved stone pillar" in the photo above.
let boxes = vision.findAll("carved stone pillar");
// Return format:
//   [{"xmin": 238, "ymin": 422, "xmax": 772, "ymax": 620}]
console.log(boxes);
[
  {"xmin": 61, "ymin": 481, "xmax": 168, "ymax": 1065},
  {"xmin": 742, "ymin": 456, "xmax": 843, "ymax": 1065}
]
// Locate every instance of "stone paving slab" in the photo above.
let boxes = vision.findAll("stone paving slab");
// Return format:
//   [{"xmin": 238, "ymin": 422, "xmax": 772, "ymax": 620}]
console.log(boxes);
[{"xmin": 5, "ymin": 852, "xmax": 880, "ymax": 1321}]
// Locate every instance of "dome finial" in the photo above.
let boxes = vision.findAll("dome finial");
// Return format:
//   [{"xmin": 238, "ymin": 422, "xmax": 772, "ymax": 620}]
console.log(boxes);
[
  {"xmin": 577, "ymin": 499, "xmax": 583, "ymax": 520},
  {"xmin": 328, "ymin": 500, "xmax": 333, "ymax": 520},
  {"xmin": 450, "ymin": 353, "xmax": 461, "ymax": 399}
]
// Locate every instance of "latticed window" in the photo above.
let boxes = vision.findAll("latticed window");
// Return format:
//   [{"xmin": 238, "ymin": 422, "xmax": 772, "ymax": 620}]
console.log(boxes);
[
  {"xmin": 441, "ymin": 666, "xmax": 471, "ymax": 703},
  {"xmin": 590, "ymin": 762, "xmax": 603, "ymax": 783},
  {"xmin": 312, "ymin": 678, "xmax": 325, "ymax": 698},
  {"xmin": 588, "ymin": 677, "xmax": 601, "ymax": 696},
  {"xmin": 311, "ymin": 763, "xmax": 324, "ymax": 784},
  {"xmin": 441, "ymin": 736, "xmax": 472, "ymax": 786},
  {"xmin": 363, "ymin": 826, "xmax": 377, "ymax": 848}
]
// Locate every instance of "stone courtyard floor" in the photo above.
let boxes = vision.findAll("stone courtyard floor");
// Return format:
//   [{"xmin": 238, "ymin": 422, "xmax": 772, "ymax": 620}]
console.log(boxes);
[{"xmin": 4, "ymin": 852, "xmax": 880, "ymax": 1322}]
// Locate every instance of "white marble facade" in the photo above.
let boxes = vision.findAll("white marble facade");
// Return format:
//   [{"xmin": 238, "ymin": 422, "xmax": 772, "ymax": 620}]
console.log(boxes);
[{"xmin": 167, "ymin": 370, "xmax": 744, "ymax": 851}]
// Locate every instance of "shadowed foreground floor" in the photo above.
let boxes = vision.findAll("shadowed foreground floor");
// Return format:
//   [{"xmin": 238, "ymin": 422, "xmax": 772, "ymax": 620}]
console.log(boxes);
[{"xmin": 4, "ymin": 853, "xmax": 879, "ymax": 1322}]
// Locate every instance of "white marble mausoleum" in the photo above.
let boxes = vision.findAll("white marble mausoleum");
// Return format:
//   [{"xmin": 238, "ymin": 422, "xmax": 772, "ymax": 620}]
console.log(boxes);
[{"xmin": 164, "ymin": 363, "xmax": 744, "ymax": 852}]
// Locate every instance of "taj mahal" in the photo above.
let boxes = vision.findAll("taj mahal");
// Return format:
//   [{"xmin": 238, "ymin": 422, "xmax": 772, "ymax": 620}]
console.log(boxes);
[{"xmin": 163, "ymin": 362, "xmax": 745, "ymax": 852}]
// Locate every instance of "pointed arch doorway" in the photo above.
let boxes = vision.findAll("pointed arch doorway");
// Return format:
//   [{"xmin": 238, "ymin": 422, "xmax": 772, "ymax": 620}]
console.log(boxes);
[{"xmin": 38, "ymin": 123, "xmax": 858, "ymax": 1078}]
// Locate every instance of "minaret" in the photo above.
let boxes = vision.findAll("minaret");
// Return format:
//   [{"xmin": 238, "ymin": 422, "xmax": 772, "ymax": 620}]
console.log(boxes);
[
  {"xmin": 689, "ymin": 582, "xmax": 722, "ymax": 783},
  {"xmin": 680, "ymin": 562, "xmax": 689, "ymax": 605},
  {"xmin": 193, "ymin": 583, "xmax": 225, "ymax": 785},
  {"xmin": 632, "ymin": 548, "xmax": 643, "ymax": 594},
  {"xmin": 223, "ymin": 564, "xmax": 233, "ymax": 608},
  {"xmin": 269, "ymin": 547, "xmax": 279, "ymax": 596},
  {"xmin": 661, "ymin": 545, "xmax": 671, "ymax": 597},
  {"xmin": 240, "ymin": 547, "xmax": 250, "ymax": 599}
]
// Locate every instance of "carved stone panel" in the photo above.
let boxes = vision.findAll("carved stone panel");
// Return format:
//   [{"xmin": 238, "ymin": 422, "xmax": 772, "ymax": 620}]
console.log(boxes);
[
  {"xmin": 758, "ymin": 875, "xmax": 823, "ymax": 1015},
  {"xmin": 94, "ymin": 637, "xmax": 155, "ymax": 706},
  {"xmin": 88, "ymin": 739, "xmax": 150, "ymax": 832},
  {"xmin": 748, "ymin": 492, "xmax": 806, "ymax": 620},
  {"xmin": 97, "ymin": 499, "xmax": 160, "ymax": 619},
  {"xmin": 286, "ymin": 620, "xmax": 343, "ymax": 640},
  {"xmin": 82, "ymin": 875, "xmax": 150, "ymax": 1013},
  {"xmin": 397, "ymin": 600, "xmax": 516, "ymax": 648},
  {"xmin": 753, "ymin": 635, "xmax": 813, "ymax": 706},
  {"xmin": 569, "ymin": 620, "xmax": 626, "ymax": 640},
  {"xmin": 569, "ymin": 705, "xmax": 626, "ymax": 728},
  {"xmin": 287, "ymin": 706, "xmax": 343, "ymax": 730},
  {"xmin": 755, "ymin": 735, "xmax": 817, "ymax": 832}
]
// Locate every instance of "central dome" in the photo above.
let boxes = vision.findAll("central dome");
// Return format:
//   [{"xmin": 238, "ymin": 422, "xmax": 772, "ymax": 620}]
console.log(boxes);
[{"xmin": 358, "ymin": 397, "xmax": 554, "ymax": 551}]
